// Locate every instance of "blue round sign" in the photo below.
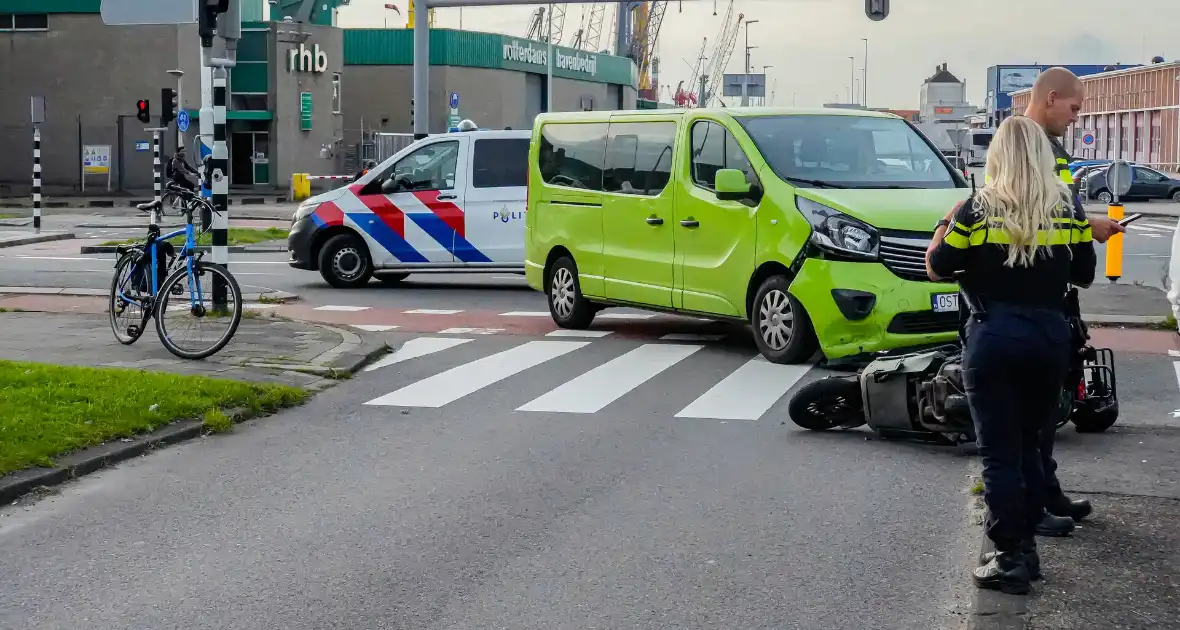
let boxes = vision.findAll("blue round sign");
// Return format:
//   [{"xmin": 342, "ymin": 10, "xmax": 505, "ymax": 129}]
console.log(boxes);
[
  {"xmin": 176, "ymin": 110, "xmax": 191, "ymax": 132},
  {"xmin": 1081, "ymin": 132, "xmax": 1095, "ymax": 146},
  {"xmin": 449, "ymin": 92, "xmax": 460, "ymax": 109}
]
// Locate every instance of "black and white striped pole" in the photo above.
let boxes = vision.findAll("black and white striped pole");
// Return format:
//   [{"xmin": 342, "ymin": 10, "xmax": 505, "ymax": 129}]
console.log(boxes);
[
  {"xmin": 32, "ymin": 127, "xmax": 42, "ymax": 234},
  {"xmin": 151, "ymin": 130, "xmax": 161, "ymax": 226},
  {"xmin": 210, "ymin": 67, "xmax": 229, "ymax": 310},
  {"xmin": 30, "ymin": 96, "xmax": 45, "ymax": 234}
]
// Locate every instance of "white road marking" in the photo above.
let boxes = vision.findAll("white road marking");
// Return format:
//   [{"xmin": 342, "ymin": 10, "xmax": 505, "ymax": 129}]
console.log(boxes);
[
  {"xmin": 314, "ymin": 305, "xmax": 371, "ymax": 312},
  {"xmin": 545, "ymin": 329, "xmax": 613, "ymax": 338},
  {"xmin": 15, "ymin": 256, "xmax": 98, "ymax": 261},
  {"xmin": 1174, "ymin": 361, "xmax": 1180, "ymax": 394},
  {"xmin": 404, "ymin": 308, "xmax": 463, "ymax": 315},
  {"xmin": 597, "ymin": 312, "xmax": 657, "ymax": 320},
  {"xmin": 1169, "ymin": 349, "xmax": 1180, "ymax": 357},
  {"xmin": 353, "ymin": 324, "xmax": 399, "ymax": 332},
  {"xmin": 363, "ymin": 337, "xmax": 473, "ymax": 372},
  {"xmin": 518, "ymin": 343, "xmax": 703, "ymax": 414},
  {"xmin": 438, "ymin": 327, "xmax": 502, "ymax": 335},
  {"xmin": 659, "ymin": 333, "xmax": 727, "ymax": 342},
  {"xmin": 676, "ymin": 357, "xmax": 813, "ymax": 421},
  {"xmin": 365, "ymin": 340, "xmax": 588, "ymax": 407},
  {"xmin": 499, "ymin": 311, "xmax": 550, "ymax": 317},
  {"xmin": 1130, "ymin": 223, "xmax": 1173, "ymax": 233}
]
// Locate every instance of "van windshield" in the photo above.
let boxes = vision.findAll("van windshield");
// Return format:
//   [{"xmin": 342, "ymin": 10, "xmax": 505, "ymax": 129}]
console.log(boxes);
[{"xmin": 734, "ymin": 114, "xmax": 961, "ymax": 189}]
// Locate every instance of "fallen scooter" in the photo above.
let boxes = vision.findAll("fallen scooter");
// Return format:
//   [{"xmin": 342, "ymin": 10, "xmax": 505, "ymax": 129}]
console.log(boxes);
[{"xmin": 787, "ymin": 286, "xmax": 1118, "ymax": 446}]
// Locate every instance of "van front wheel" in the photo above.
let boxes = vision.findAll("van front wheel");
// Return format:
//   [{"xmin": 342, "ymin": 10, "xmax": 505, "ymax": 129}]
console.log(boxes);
[
  {"xmin": 751, "ymin": 275, "xmax": 818, "ymax": 364},
  {"xmin": 547, "ymin": 257, "xmax": 595, "ymax": 329}
]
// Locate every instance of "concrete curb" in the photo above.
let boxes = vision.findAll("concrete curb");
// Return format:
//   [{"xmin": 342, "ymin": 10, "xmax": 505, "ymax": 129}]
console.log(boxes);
[
  {"xmin": 0, "ymin": 319, "xmax": 383, "ymax": 506},
  {"xmin": 1083, "ymin": 313, "xmax": 1171, "ymax": 328},
  {"xmin": 0, "ymin": 197, "xmax": 288, "ymax": 209},
  {"xmin": 79, "ymin": 244, "xmax": 287, "ymax": 254},
  {"xmin": 0, "ymin": 420, "xmax": 204, "ymax": 506},
  {"xmin": 0, "ymin": 232, "xmax": 76, "ymax": 248},
  {"xmin": 0, "ymin": 287, "xmax": 298, "ymax": 302}
]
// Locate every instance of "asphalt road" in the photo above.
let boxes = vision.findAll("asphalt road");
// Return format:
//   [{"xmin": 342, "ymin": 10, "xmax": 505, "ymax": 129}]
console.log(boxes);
[
  {"xmin": 0, "ymin": 203, "xmax": 1174, "ymax": 308},
  {"xmin": 0, "ymin": 331, "xmax": 981, "ymax": 629},
  {"xmin": 3, "ymin": 328, "xmax": 1178, "ymax": 628}
]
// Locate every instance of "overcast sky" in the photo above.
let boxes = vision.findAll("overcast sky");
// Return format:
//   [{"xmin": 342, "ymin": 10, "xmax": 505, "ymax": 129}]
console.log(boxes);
[{"xmin": 336, "ymin": 0, "xmax": 1180, "ymax": 109}]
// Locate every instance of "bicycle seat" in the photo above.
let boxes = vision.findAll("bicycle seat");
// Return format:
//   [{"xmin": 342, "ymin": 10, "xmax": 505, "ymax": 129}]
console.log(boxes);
[{"xmin": 137, "ymin": 200, "xmax": 161, "ymax": 211}]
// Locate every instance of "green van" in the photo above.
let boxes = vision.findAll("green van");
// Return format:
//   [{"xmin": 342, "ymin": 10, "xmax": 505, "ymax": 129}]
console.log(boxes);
[{"xmin": 524, "ymin": 107, "xmax": 972, "ymax": 364}]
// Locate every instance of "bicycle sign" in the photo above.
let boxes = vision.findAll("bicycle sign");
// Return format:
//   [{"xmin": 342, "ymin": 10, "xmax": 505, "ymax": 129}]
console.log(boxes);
[{"xmin": 176, "ymin": 110, "xmax": 191, "ymax": 132}]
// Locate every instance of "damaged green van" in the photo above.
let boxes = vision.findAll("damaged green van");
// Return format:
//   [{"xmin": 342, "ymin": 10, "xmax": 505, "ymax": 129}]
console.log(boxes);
[{"xmin": 524, "ymin": 107, "xmax": 972, "ymax": 363}]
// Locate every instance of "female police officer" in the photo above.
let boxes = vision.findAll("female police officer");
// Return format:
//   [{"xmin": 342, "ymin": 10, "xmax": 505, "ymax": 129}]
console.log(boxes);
[{"xmin": 925, "ymin": 115, "xmax": 1096, "ymax": 594}]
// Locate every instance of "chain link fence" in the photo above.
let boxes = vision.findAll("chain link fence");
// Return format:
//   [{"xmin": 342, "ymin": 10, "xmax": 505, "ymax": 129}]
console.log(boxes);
[{"xmin": 0, "ymin": 116, "xmax": 176, "ymax": 198}]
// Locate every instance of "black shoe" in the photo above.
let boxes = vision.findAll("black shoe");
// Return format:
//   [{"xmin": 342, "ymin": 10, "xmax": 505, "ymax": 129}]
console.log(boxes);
[
  {"xmin": 1035, "ymin": 513, "xmax": 1075, "ymax": 537},
  {"xmin": 981, "ymin": 540, "xmax": 1041, "ymax": 580},
  {"xmin": 1048, "ymin": 495, "xmax": 1092, "ymax": 522},
  {"xmin": 973, "ymin": 550, "xmax": 1031, "ymax": 594}
]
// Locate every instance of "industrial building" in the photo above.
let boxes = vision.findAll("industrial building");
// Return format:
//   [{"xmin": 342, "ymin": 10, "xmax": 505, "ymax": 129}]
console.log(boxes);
[
  {"xmin": 1009, "ymin": 60, "xmax": 1180, "ymax": 172},
  {"xmin": 0, "ymin": 0, "xmax": 646, "ymax": 196}
]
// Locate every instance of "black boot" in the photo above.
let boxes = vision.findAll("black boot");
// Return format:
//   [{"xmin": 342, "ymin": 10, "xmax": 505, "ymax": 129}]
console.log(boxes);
[
  {"xmin": 1035, "ymin": 512, "xmax": 1074, "ymax": 537},
  {"xmin": 973, "ymin": 549, "xmax": 1031, "ymax": 594},
  {"xmin": 1047, "ymin": 494, "xmax": 1092, "ymax": 522},
  {"xmin": 980, "ymin": 539, "xmax": 1040, "ymax": 580}
]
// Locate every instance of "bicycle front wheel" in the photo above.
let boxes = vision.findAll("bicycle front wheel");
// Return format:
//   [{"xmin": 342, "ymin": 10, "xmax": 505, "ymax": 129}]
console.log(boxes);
[
  {"xmin": 154, "ymin": 260, "xmax": 243, "ymax": 360},
  {"xmin": 109, "ymin": 249, "xmax": 152, "ymax": 345}
]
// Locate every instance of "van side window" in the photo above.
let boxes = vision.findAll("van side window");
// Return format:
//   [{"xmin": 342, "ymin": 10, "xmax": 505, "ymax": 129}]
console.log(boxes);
[
  {"xmin": 691, "ymin": 121, "xmax": 756, "ymax": 190},
  {"xmin": 691, "ymin": 122, "xmax": 725, "ymax": 188},
  {"xmin": 382, "ymin": 141, "xmax": 459, "ymax": 192},
  {"xmin": 603, "ymin": 121, "xmax": 677, "ymax": 196},
  {"xmin": 473, "ymin": 138, "xmax": 530, "ymax": 188},
  {"xmin": 538, "ymin": 123, "xmax": 608, "ymax": 191}
]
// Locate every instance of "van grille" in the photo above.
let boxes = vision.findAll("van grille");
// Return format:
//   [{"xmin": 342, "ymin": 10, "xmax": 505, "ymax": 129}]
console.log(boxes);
[{"xmin": 879, "ymin": 235, "xmax": 933, "ymax": 282}]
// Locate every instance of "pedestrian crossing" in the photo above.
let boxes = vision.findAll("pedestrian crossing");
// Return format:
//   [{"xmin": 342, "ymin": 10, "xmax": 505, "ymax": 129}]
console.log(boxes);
[
  {"xmin": 1125, "ymin": 220, "xmax": 1176, "ymax": 238},
  {"xmin": 361, "ymin": 335, "xmax": 816, "ymax": 421}
]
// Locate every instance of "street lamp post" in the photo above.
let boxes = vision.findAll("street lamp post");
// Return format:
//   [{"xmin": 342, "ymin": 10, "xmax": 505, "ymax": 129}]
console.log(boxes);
[
  {"xmin": 848, "ymin": 56, "xmax": 855, "ymax": 105},
  {"xmin": 862, "ymin": 38, "xmax": 869, "ymax": 108},
  {"xmin": 762, "ymin": 64, "xmax": 774, "ymax": 106},
  {"xmin": 547, "ymin": 3, "xmax": 554, "ymax": 113},
  {"xmin": 742, "ymin": 19, "xmax": 759, "ymax": 106}
]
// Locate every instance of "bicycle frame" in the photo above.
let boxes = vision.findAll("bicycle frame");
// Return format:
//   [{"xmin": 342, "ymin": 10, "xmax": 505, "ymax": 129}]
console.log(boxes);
[{"xmin": 117, "ymin": 195, "xmax": 212, "ymax": 312}]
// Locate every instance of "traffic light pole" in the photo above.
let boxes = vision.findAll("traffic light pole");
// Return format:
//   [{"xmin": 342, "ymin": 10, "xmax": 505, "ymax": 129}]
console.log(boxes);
[
  {"xmin": 152, "ymin": 130, "xmax": 161, "ymax": 226},
  {"xmin": 200, "ymin": 0, "xmax": 238, "ymax": 313}
]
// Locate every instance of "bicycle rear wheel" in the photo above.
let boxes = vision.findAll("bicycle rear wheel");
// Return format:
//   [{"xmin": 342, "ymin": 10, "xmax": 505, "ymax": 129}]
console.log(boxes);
[
  {"xmin": 154, "ymin": 260, "xmax": 243, "ymax": 360},
  {"xmin": 109, "ymin": 249, "xmax": 152, "ymax": 345}
]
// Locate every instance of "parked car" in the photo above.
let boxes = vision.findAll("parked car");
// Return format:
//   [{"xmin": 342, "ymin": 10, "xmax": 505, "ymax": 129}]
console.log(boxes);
[
  {"xmin": 1086, "ymin": 164, "xmax": 1180, "ymax": 203},
  {"xmin": 525, "ymin": 107, "xmax": 972, "ymax": 364},
  {"xmin": 287, "ymin": 129, "xmax": 531, "ymax": 288}
]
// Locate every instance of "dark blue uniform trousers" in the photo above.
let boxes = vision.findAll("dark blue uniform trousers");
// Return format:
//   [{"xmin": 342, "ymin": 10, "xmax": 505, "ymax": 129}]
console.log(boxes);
[{"xmin": 963, "ymin": 304, "xmax": 1070, "ymax": 551}]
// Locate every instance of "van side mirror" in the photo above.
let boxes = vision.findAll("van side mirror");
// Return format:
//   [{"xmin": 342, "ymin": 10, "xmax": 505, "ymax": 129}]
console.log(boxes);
[{"xmin": 715, "ymin": 168, "xmax": 751, "ymax": 201}]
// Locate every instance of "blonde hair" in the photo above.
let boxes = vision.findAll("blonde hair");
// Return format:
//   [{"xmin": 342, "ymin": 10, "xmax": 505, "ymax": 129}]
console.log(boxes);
[{"xmin": 975, "ymin": 116, "xmax": 1073, "ymax": 268}]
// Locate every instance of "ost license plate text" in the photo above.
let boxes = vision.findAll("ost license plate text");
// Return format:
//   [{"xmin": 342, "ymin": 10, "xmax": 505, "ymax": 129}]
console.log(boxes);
[{"xmin": 932, "ymin": 293, "xmax": 959, "ymax": 313}]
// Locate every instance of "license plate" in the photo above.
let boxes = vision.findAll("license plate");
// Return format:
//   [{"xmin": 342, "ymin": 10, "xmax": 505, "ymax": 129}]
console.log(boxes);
[{"xmin": 931, "ymin": 292, "xmax": 960, "ymax": 313}]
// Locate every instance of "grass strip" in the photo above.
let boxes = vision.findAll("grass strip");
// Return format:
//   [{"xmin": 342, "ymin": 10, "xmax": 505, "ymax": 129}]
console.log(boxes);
[
  {"xmin": 100, "ymin": 227, "xmax": 287, "ymax": 247},
  {"xmin": 0, "ymin": 359, "xmax": 306, "ymax": 474}
]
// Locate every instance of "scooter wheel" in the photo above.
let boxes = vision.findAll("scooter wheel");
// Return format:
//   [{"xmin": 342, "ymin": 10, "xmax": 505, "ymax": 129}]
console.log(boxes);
[
  {"xmin": 788, "ymin": 377, "xmax": 866, "ymax": 431},
  {"xmin": 1072, "ymin": 401, "xmax": 1119, "ymax": 433}
]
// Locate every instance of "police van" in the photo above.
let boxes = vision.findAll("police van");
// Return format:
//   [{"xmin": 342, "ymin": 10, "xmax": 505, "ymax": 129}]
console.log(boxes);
[{"xmin": 287, "ymin": 125, "xmax": 531, "ymax": 288}]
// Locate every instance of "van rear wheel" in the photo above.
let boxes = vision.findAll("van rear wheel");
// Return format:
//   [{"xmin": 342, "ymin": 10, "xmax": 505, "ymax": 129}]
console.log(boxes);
[
  {"xmin": 750, "ymin": 275, "xmax": 818, "ymax": 364},
  {"xmin": 547, "ymin": 256, "xmax": 595, "ymax": 329}
]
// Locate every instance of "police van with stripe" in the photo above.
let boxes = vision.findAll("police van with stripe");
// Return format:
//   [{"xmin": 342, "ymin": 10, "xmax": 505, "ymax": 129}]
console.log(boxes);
[{"xmin": 288, "ymin": 126, "xmax": 531, "ymax": 288}]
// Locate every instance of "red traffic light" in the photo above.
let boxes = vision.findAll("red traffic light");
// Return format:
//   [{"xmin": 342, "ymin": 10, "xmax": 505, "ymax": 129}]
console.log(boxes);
[{"xmin": 136, "ymin": 99, "xmax": 151, "ymax": 123}]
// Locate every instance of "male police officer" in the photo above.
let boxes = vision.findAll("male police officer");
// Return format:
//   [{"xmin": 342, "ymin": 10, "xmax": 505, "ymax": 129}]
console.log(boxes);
[{"xmin": 1020, "ymin": 67, "xmax": 1124, "ymax": 535}]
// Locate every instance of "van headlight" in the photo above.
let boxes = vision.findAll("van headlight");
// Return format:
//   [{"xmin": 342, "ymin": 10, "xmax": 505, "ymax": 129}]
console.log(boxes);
[
  {"xmin": 795, "ymin": 197, "xmax": 879, "ymax": 261},
  {"xmin": 294, "ymin": 200, "xmax": 317, "ymax": 221}
]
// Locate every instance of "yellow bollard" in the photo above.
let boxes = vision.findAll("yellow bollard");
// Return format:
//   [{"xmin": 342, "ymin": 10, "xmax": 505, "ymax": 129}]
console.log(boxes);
[
  {"xmin": 290, "ymin": 173, "xmax": 311, "ymax": 202},
  {"xmin": 1104, "ymin": 203, "xmax": 1124, "ymax": 282}
]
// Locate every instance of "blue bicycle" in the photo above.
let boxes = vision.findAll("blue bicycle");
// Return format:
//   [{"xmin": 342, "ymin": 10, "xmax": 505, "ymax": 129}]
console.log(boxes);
[{"xmin": 108, "ymin": 182, "xmax": 243, "ymax": 360}]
